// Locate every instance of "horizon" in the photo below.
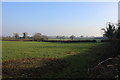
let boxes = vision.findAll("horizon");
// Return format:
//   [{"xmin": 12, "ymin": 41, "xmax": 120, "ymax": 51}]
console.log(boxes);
[{"xmin": 2, "ymin": 2, "xmax": 118, "ymax": 37}]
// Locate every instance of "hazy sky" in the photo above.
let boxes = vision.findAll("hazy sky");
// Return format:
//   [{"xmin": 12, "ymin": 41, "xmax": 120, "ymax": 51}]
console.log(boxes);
[{"xmin": 2, "ymin": 2, "xmax": 118, "ymax": 37}]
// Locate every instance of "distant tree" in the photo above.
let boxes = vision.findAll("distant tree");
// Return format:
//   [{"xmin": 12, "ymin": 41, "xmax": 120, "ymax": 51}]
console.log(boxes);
[
  {"xmin": 0, "ymin": 37, "xmax": 2, "ymax": 41},
  {"xmin": 33, "ymin": 33, "xmax": 48, "ymax": 41},
  {"xmin": 58, "ymin": 36, "xmax": 65, "ymax": 41},
  {"xmin": 13, "ymin": 33, "xmax": 19, "ymax": 39},
  {"xmin": 59, "ymin": 36, "xmax": 62, "ymax": 40},
  {"xmin": 41, "ymin": 35, "xmax": 48, "ymax": 41},
  {"xmin": 101, "ymin": 22, "xmax": 115, "ymax": 40},
  {"xmin": 33, "ymin": 33, "xmax": 42, "ymax": 41},
  {"xmin": 80, "ymin": 35, "xmax": 84, "ymax": 38},
  {"xmin": 70, "ymin": 35, "xmax": 75, "ymax": 40},
  {"xmin": 115, "ymin": 23, "xmax": 120, "ymax": 39},
  {"xmin": 56, "ymin": 36, "xmax": 59, "ymax": 39},
  {"xmin": 62, "ymin": 36, "xmax": 65, "ymax": 40},
  {"xmin": 23, "ymin": 32, "xmax": 28, "ymax": 39}
]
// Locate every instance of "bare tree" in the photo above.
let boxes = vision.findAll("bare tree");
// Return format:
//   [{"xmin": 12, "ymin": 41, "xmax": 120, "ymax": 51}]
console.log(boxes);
[
  {"xmin": 80, "ymin": 35, "xmax": 84, "ymax": 38},
  {"xmin": 59, "ymin": 36, "xmax": 63, "ymax": 41},
  {"xmin": 13, "ymin": 33, "xmax": 19, "ymax": 39},
  {"xmin": 56, "ymin": 36, "xmax": 59, "ymax": 39},
  {"xmin": 33, "ymin": 33, "xmax": 42, "ymax": 41},
  {"xmin": 23, "ymin": 32, "xmax": 28, "ymax": 39},
  {"xmin": 41, "ymin": 35, "xmax": 48, "ymax": 41},
  {"xmin": 0, "ymin": 37, "xmax": 2, "ymax": 41},
  {"xmin": 62, "ymin": 36, "xmax": 65, "ymax": 40},
  {"xmin": 70, "ymin": 35, "xmax": 75, "ymax": 40}
]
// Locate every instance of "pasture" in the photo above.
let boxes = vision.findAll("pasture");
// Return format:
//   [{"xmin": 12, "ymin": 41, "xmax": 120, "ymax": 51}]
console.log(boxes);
[{"xmin": 2, "ymin": 41, "xmax": 111, "ymax": 78}]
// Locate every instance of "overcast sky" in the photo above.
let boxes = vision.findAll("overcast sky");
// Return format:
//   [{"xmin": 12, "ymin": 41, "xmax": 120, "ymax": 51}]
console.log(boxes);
[{"xmin": 2, "ymin": 2, "xmax": 118, "ymax": 37}]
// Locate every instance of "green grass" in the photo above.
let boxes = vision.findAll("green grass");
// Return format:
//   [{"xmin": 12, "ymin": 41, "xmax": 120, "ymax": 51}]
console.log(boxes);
[
  {"xmin": 2, "ymin": 41, "xmax": 100, "ymax": 61},
  {"xmin": 2, "ymin": 41, "xmax": 99, "ymax": 61},
  {"xmin": 2, "ymin": 41, "xmax": 111, "ymax": 78}
]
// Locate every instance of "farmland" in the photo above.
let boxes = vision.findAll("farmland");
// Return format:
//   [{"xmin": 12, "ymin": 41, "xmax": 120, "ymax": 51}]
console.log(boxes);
[{"xmin": 2, "ymin": 41, "xmax": 112, "ymax": 78}]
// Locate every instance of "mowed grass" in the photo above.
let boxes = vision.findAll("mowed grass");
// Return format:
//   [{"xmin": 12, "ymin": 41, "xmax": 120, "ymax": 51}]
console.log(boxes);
[
  {"xmin": 2, "ymin": 41, "xmax": 100, "ymax": 61},
  {"xmin": 2, "ymin": 41, "xmax": 111, "ymax": 78}
]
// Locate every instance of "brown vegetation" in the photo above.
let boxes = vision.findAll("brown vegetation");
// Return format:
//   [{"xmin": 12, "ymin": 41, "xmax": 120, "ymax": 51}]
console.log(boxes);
[
  {"xmin": 88, "ymin": 55, "xmax": 120, "ymax": 78},
  {"xmin": 2, "ymin": 58, "xmax": 69, "ymax": 78}
]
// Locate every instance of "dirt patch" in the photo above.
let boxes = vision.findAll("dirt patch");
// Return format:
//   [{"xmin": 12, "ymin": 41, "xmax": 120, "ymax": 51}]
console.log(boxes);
[
  {"xmin": 3, "ymin": 58, "xmax": 55, "ymax": 66},
  {"xmin": 2, "ymin": 58, "xmax": 69, "ymax": 78},
  {"xmin": 65, "ymin": 51, "xmax": 80, "ymax": 55}
]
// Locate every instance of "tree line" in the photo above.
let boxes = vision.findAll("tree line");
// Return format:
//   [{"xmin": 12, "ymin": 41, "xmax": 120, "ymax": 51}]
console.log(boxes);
[
  {"xmin": 2, "ymin": 32, "xmax": 78, "ymax": 41},
  {"xmin": 102, "ymin": 22, "xmax": 120, "ymax": 40},
  {"xmin": 3, "ymin": 22, "xmax": 120, "ymax": 41},
  {"xmin": 2, "ymin": 32, "xmax": 48, "ymax": 41},
  {"xmin": 56, "ymin": 35, "xmax": 75, "ymax": 40},
  {"xmin": 102, "ymin": 22, "xmax": 120, "ymax": 56}
]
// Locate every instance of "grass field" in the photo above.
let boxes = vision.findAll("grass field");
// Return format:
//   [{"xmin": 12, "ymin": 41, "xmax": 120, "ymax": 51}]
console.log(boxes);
[{"xmin": 2, "ymin": 41, "xmax": 111, "ymax": 78}]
